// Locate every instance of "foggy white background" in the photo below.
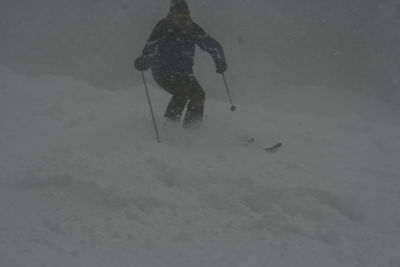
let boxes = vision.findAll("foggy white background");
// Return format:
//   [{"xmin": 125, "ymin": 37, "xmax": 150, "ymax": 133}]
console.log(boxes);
[
  {"xmin": 1, "ymin": 1, "xmax": 400, "ymax": 266},
  {"xmin": 0, "ymin": 0, "xmax": 399, "ymax": 103}
]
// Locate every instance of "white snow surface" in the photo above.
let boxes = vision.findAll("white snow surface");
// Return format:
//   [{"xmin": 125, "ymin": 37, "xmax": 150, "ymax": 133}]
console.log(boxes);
[{"xmin": 1, "ymin": 66, "xmax": 400, "ymax": 267}]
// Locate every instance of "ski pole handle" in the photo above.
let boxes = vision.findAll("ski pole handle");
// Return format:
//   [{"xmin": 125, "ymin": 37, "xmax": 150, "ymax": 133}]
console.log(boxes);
[{"xmin": 221, "ymin": 73, "xmax": 237, "ymax": 112}]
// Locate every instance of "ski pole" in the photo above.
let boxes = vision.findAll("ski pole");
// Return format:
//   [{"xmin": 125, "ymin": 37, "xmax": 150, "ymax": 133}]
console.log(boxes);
[
  {"xmin": 141, "ymin": 71, "xmax": 160, "ymax": 143},
  {"xmin": 221, "ymin": 73, "xmax": 237, "ymax": 112}
]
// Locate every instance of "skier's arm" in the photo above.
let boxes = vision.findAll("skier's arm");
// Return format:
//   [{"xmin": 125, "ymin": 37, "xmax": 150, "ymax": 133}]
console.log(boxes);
[
  {"xmin": 140, "ymin": 20, "xmax": 167, "ymax": 69},
  {"xmin": 193, "ymin": 24, "xmax": 227, "ymax": 72}
]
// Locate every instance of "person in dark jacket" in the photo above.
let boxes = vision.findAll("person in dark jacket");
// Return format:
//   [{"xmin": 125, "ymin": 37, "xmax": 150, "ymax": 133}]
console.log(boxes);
[{"xmin": 135, "ymin": 0, "xmax": 227, "ymax": 128}]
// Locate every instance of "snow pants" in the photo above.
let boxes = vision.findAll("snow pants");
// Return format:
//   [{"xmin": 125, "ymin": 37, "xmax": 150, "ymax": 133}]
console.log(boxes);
[{"xmin": 156, "ymin": 75, "xmax": 205, "ymax": 127}]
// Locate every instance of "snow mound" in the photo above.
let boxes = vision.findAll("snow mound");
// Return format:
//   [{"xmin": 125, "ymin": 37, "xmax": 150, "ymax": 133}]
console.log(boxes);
[{"xmin": 1, "ymin": 68, "xmax": 400, "ymax": 267}]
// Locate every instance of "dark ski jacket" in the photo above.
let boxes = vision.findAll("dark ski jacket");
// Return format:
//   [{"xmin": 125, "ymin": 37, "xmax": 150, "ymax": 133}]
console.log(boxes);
[{"xmin": 141, "ymin": 16, "xmax": 226, "ymax": 81}]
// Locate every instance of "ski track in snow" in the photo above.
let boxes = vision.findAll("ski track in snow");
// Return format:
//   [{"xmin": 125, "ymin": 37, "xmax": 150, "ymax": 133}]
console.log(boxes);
[{"xmin": 1, "ymin": 67, "xmax": 400, "ymax": 267}]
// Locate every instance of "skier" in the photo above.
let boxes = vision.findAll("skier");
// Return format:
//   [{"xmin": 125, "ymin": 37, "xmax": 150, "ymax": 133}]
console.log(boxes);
[{"xmin": 135, "ymin": 0, "xmax": 227, "ymax": 128}]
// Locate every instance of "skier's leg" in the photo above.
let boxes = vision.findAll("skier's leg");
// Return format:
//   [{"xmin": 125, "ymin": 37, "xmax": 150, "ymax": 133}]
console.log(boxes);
[
  {"xmin": 183, "ymin": 77, "xmax": 206, "ymax": 127},
  {"xmin": 164, "ymin": 94, "xmax": 188, "ymax": 122},
  {"xmin": 156, "ymin": 76, "xmax": 188, "ymax": 122}
]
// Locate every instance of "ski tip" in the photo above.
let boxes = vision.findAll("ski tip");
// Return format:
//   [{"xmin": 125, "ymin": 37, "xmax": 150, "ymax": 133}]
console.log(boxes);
[{"xmin": 264, "ymin": 142, "xmax": 282, "ymax": 153}]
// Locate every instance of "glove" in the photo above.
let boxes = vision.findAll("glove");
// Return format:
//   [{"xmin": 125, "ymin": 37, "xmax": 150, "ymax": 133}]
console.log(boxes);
[
  {"xmin": 216, "ymin": 60, "xmax": 227, "ymax": 74},
  {"xmin": 135, "ymin": 57, "xmax": 148, "ymax": 71}
]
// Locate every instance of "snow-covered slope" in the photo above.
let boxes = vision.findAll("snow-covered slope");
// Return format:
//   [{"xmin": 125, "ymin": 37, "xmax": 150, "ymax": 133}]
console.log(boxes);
[{"xmin": 1, "ymin": 67, "xmax": 400, "ymax": 267}]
